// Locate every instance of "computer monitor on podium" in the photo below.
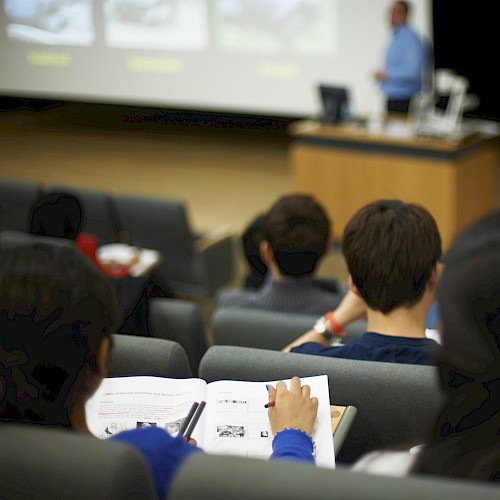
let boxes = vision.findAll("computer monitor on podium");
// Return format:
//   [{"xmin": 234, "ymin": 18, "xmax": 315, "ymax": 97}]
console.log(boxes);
[{"xmin": 319, "ymin": 85, "xmax": 350, "ymax": 124}]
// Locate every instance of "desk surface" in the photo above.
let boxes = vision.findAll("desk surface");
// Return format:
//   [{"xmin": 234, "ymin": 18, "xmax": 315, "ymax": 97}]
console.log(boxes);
[{"xmin": 288, "ymin": 119, "xmax": 487, "ymax": 155}]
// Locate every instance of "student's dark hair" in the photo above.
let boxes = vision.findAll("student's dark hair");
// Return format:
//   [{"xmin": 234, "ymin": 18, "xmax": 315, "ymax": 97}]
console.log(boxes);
[
  {"xmin": 264, "ymin": 194, "xmax": 330, "ymax": 277},
  {"xmin": 342, "ymin": 199, "xmax": 441, "ymax": 313},
  {"xmin": 412, "ymin": 210, "xmax": 500, "ymax": 481},
  {"xmin": 241, "ymin": 213, "xmax": 268, "ymax": 288},
  {"xmin": 0, "ymin": 242, "xmax": 120, "ymax": 427},
  {"xmin": 29, "ymin": 192, "xmax": 82, "ymax": 240}
]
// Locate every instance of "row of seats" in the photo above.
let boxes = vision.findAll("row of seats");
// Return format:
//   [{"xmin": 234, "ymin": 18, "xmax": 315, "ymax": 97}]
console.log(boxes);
[
  {"xmin": 2, "ymin": 422, "xmax": 498, "ymax": 500},
  {"xmin": 211, "ymin": 306, "xmax": 367, "ymax": 349},
  {"xmin": 0, "ymin": 177, "xmax": 235, "ymax": 297},
  {"xmin": 149, "ymin": 299, "xmax": 365, "ymax": 377},
  {"xmin": 2, "ymin": 335, "xmax": 498, "ymax": 499},
  {"xmin": 1, "ymin": 181, "xmax": 496, "ymax": 497},
  {"xmin": 118, "ymin": 296, "xmax": 365, "ymax": 378},
  {"xmin": 106, "ymin": 334, "xmax": 443, "ymax": 464},
  {"xmin": 0, "ymin": 218, "xmax": 358, "ymax": 374}
]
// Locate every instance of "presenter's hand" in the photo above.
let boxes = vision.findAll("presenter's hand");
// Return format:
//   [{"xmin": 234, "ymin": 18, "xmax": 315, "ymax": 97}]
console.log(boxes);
[
  {"xmin": 267, "ymin": 377, "xmax": 318, "ymax": 436},
  {"xmin": 373, "ymin": 69, "xmax": 387, "ymax": 82}
]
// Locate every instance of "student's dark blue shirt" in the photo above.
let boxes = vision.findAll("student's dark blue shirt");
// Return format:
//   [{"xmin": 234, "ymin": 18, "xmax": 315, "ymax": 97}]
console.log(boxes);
[{"xmin": 290, "ymin": 332, "xmax": 439, "ymax": 366}]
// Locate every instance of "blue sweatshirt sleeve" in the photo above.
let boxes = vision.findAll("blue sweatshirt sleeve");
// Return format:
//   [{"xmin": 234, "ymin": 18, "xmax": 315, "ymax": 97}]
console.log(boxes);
[
  {"xmin": 110, "ymin": 426, "xmax": 201, "ymax": 499},
  {"xmin": 270, "ymin": 428, "xmax": 315, "ymax": 464}
]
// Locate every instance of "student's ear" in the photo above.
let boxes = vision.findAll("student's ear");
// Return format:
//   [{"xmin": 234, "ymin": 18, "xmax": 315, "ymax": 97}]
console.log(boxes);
[
  {"xmin": 95, "ymin": 337, "xmax": 111, "ymax": 379},
  {"xmin": 259, "ymin": 240, "xmax": 274, "ymax": 265},
  {"xmin": 348, "ymin": 275, "xmax": 362, "ymax": 296},
  {"xmin": 428, "ymin": 262, "xmax": 442, "ymax": 290}
]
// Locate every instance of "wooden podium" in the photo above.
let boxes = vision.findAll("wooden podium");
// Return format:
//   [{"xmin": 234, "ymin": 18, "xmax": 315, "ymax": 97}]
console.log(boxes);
[{"xmin": 288, "ymin": 120, "xmax": 499, "ymax": 250}]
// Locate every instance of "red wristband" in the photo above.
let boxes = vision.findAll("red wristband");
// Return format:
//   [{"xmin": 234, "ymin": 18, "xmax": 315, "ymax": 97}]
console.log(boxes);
[{"xmin": 325, "ymin": 312, "xmax": 346, "ymax": 336}]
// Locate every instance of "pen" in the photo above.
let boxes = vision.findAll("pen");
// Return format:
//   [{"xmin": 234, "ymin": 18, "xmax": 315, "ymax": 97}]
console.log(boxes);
[
  {"xmin": 184, "ymin": 400, "xmax": 206, "ymax": 440},
  {"xmin": 264, "ymin": 384, "xmax": 275, "ymax": 408},
  {"xmin": 178, "ymin": 401, "xmax": 199, "ymax": 437}
]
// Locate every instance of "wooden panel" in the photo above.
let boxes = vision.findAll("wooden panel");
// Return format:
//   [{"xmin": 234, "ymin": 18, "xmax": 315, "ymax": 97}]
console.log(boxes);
[
  {"xmin": 290, "ymin": 143, "xmax": 458, "ymax": 247},
  {"xmin": 455, "ymin": 142, "xmax": 498, "ymax": 236},
  {"xmin": 289, "ymin": 123, "xmax": 499, "ymax": 250}
]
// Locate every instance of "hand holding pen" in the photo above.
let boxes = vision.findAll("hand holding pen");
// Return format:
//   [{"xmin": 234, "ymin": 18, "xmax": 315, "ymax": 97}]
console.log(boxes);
[{"xmin": 266, "ymin": 376, "xmax": 318, "ymax": 436}]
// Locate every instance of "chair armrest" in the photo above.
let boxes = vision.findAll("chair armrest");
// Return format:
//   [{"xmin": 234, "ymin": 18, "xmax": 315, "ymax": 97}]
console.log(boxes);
[
  {"xmin": 195, "ymin": 229, "xmax": 235, "ymax": 295},
  {"xmin": 193, "ymin": 225, "xmax": 235, "ymax": 253},
  {"xmin": 332, "ymin": 405, "xmax": 357, "ymax": 458}
]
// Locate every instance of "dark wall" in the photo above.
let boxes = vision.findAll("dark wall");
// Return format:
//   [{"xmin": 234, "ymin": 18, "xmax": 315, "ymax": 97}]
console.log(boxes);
[{"xmin": 432, "ymin": 2, "xmax": 498, "ymax": 121}]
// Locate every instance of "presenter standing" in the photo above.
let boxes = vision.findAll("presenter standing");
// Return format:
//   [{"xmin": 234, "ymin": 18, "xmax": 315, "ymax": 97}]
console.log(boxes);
[{"xmin": 373, "ymin": 1, "xmax": 428, "ymax": 114}]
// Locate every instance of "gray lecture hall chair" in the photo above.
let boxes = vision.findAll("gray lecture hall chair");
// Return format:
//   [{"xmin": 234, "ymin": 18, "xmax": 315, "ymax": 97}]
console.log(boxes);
[
  {"xmin": 0, "ymin": 178, "xmax": 43, "ymax": 232},
  {"xmin": 113, "ymin": 193, "xmax": 235, "ymax": 298},
  {"xmin": 148, "ymin": 297, "xmax": 208, "ymax": 376},
  {"xmin": 0, "ymin": 423, "xmax": 156, "ymax": 500},
  {"xmin": 46, "ymin": 185, "xmax": 121, "ymax": 244},
  {"xmin": 169, "ymin": 453, "xmax": 500, "ymax": 500},
  {"xmin": 0, "ymin": 229, "xmax": 73, "ymax": 250},
  {"xmin": 199, "ymin": 346, "xmax": 446, "ymax": 464},
  {"xmin": 211, "ymin": 307, "xmax": 367, "ymax": 350},
  {"xmin": 108, "ymin": 334, "xmax": 192, "ymax": 378}
]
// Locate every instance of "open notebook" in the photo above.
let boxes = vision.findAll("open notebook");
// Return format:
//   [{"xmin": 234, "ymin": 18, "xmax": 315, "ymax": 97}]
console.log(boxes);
[{"xmin": 85, "ymin": 374, "xmax": 335, "ymax": 468}]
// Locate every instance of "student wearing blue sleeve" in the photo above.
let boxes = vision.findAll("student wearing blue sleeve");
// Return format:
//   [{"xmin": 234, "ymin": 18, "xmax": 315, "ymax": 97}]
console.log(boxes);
[
  {"xmin": 267, "ymin": 378, "xmax": 317, "ymax": 464},
  {"xmin": 373, "ymin": 1, "xmax": 428, "ymax": 114},
  {"xmin": 0, "ymin": 243, "xmax": 317, "ymax": 499},
  {"xmin": 110, "ymin": 376, "xmax": 317, "ymax": 498}
]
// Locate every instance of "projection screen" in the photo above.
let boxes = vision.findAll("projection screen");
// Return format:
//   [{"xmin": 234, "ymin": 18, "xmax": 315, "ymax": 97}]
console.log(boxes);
[{"xmin": 0, "ymin": 0, "xmax": 432, "ymax": 118}]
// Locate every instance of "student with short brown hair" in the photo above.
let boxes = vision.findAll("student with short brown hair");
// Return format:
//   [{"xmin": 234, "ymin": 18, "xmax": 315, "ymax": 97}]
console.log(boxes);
[
  {"xmin": 353, "ymin": 209, "xmax": 500, "ymax": 480},
  {"xmin": 283, "ymin": 199, "xmax": 442, "ymax": 366}
]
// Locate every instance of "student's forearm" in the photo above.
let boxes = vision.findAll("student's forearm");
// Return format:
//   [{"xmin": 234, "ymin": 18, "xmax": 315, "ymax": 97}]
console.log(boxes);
[
  {"xmin": 282, "ymin": 329, "xmax": 330, "ymax": 352},
  {"xmin": 282, "ymin": 291, "xmax": 367, "ymax": 352}
]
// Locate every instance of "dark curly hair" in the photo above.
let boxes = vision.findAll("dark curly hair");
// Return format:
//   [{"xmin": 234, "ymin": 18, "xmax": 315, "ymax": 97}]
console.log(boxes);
[
  {"xmin": 29, "ymin": 192, "xmax": 82, "ymax": 240},
  {"xmin": 264, "ymin": 194, "xmax": 330, "ymax": 277},
  {"xmin": 0, "ymin": 242, "xmax": 120, "ymax": 427},
  {"xmin": 412, "ymin": 210, "xmax": 500, "ymax": 481}
]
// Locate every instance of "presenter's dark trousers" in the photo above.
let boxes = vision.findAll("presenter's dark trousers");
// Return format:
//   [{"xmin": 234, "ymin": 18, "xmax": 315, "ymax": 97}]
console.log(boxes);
[{"xmin": 387, "ymin": 98, "xmax": 411, "ymax": 114}]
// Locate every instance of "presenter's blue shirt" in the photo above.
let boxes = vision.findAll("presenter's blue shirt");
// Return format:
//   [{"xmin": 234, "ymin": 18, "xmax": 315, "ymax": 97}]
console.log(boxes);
[{"xmin": 381, "ymin": 24, "xmax": 424, "ymax": 99}]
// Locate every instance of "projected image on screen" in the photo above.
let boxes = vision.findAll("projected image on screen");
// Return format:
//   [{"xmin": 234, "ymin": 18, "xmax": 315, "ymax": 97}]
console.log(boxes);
[
  {"xmin": 214, "ymin": 0, "xmax": 338, "ymax": 55},
  {"xmin": 4, "ymin": 0, "xmax": 94, "ymax": 46},
  {"xmin": 0, "ymin": 0, "xmax": 432, "ymax": 117},
  {"xmin": 104, "ymin": 0, "xmax": 208, "ymax": 50}
]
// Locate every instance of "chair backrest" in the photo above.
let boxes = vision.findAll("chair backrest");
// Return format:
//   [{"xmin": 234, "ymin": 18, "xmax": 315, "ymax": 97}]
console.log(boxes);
[
  {"xmin": 0, "ymin": 423, "xmax": 156, "ymax": 500},
  {"xmin": 148, "ymin": 297, "xmax": 208, "ymax": 376},
  {"xmin": 47, "ymin": 185, "xmax": 121, "ymax": 244},
  {"xmin": 113, "ymin": 194, "xmax": 196, "ymax": 285},
  {"xmin": 0, "ymin": 229, "xmax": 74, "ymax": 250},
  {"xmin": 0, "ymin": 178, "xmax": 43, "ymax": 233},
  {"xmin": 170, "ymin": 453, "xmax": 500, "ymax": 500},
  {"xmin": 199, "ymin": 346, "xmax": 446, "ymax": 463},
  {"xmin": 109, "ymin": 334, "xmax": 192, "ymax": 378},
  {"xmin": 211, "ymin": 307, "xmax": 366, "ymax": 350}
]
